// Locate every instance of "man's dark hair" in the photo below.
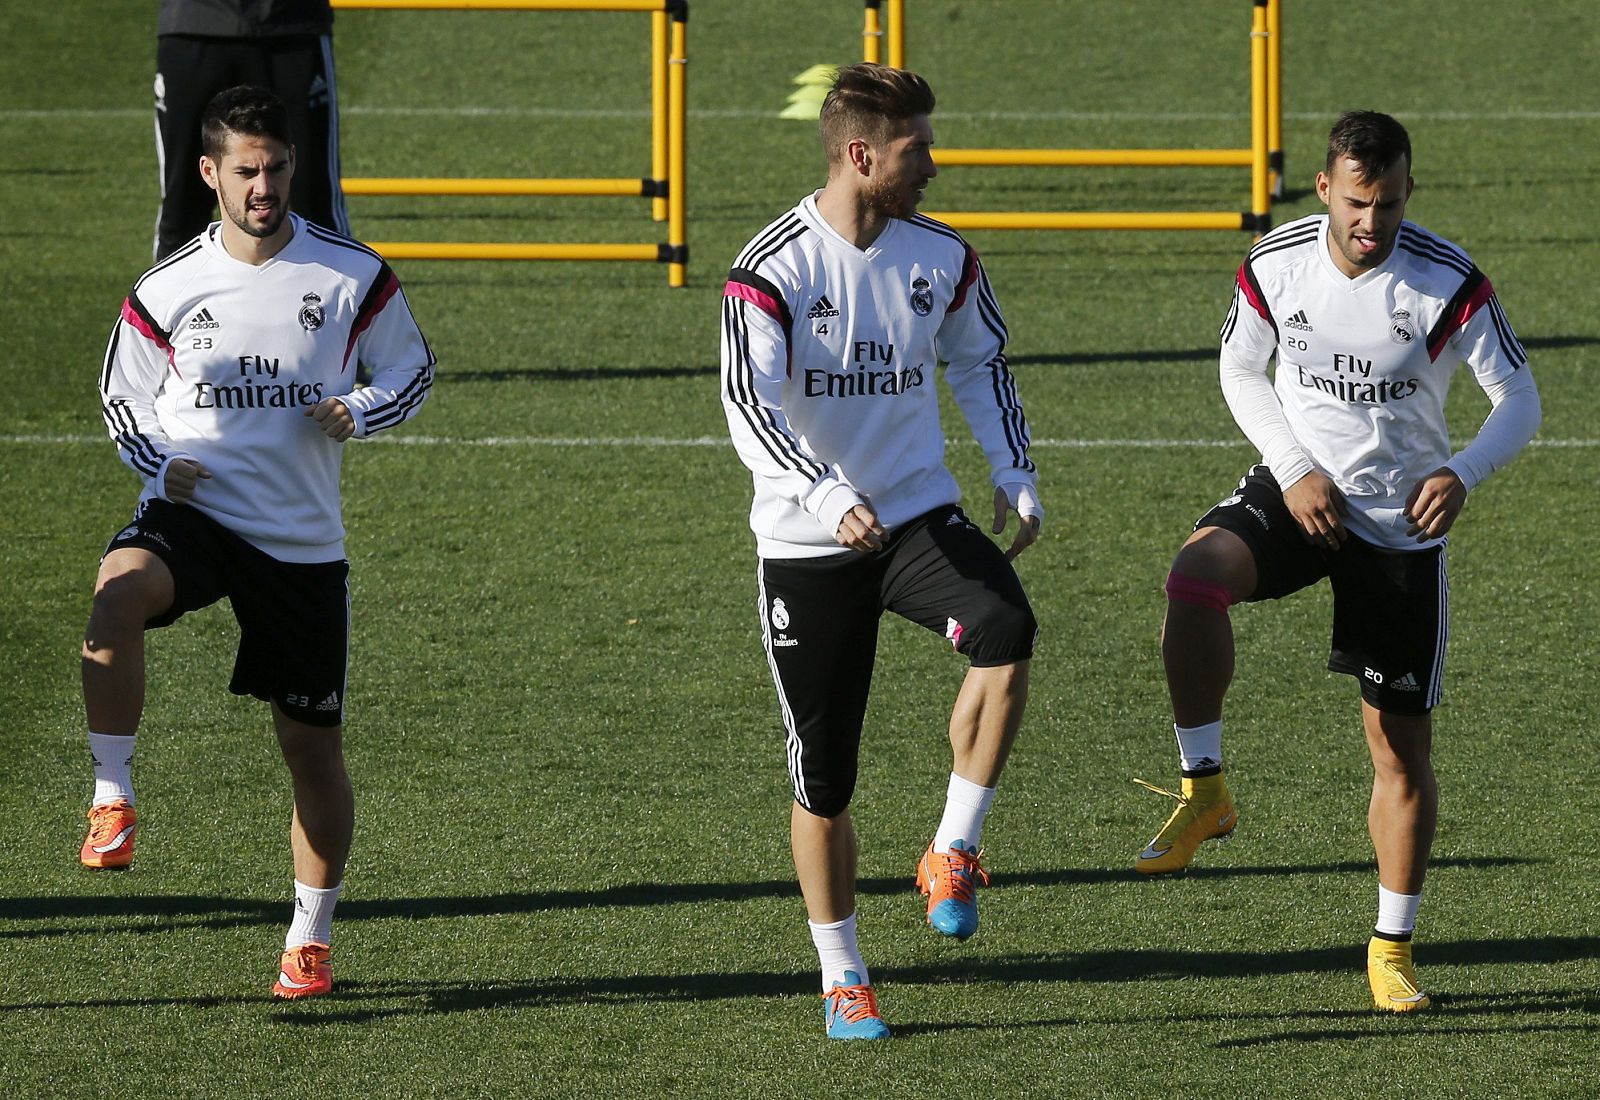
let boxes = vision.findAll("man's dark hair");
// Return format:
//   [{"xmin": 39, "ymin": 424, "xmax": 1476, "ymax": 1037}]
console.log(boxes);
[
  {"xmin": 1325, "ymin": 110, "xmax": 1411, "ymax": 181},
  {"xmin": 820, "ymin": 63, "xmax": 935, "ymax": 166},
  {"xmin": 201, "ymin": 85, "xmax": 292, "ymax": 161}
]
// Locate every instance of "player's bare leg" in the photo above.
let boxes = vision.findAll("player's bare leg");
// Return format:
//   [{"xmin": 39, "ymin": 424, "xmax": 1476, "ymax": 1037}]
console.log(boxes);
[
  {"xmin": 1137, "ymin": 528, "xmax": 1255, "ymax": 874},
  {"xmin": 948, "ymin": 660, "xmax": 1027, "ymax": 785},
  {"xmin": 273, "ymin": 707, "xmax": 353, "ymax": 890},
  {"xmin": 1363, "ymin": 702, "xmax": 1436, "ymax": 1011},
  {"xmin": 1162, "ymin": 527, "xmax": 1256, "ymax": 727},
  {"xmin": 792, "ymin": 803, "xmax": 856, "ymax": 925},
  {"xmin": 82, "ymin": 548, "xmax": 174, "ymax": 735},
  {"xmin": 1363, "ymin": 703, "xmax": 1436, "ymax": 894},
  {"xmin": 271, "ymin": 707, "xmax": 352, "ymax": 998},
  {"xmin": 79, "ymin": 548, "xmax": 174, "ymax": 867}
]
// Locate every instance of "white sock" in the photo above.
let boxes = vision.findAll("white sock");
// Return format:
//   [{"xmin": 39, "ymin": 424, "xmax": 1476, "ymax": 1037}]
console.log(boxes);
[
  {"xmin": 1375, "ymin": 884, "xmax": 1421, "ymax": 937},
  {"xmin": 1174, "ymin": 721, "xmax": 1223, "ymax": 774},
  {"xmin": 809, "ymin": 913, "xmax": 868, "ymax": 991},
  {"xmin": 933, "ymin": 772, "xmax": 996, "ymax": 853},
  {"xmin": 285, "ymin": 880, "xmax": 342, "ymax": 949},
  {"xmin": 88, "ymin": 732, "xmax": 136, "ymax": 806}
]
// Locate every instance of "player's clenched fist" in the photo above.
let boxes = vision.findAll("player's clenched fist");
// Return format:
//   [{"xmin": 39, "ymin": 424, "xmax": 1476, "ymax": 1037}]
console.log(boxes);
[
  {"xmin": 163, "ymin": 458, "xmax": 212, "ymax": 503},
  {"xmin": 306, "ymin": 397, "xmax": 355, "ymax": 442}
]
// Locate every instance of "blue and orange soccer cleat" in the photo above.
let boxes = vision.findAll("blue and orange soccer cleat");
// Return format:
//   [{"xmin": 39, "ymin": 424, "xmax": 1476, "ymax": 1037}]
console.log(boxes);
[
  {"xmin": 916, "ymin": 839, "xmax": 990, "ymax": 940},
  {"xmin": 80, "ymin": 800, "xmax": 137, "ymax": 869},
  {"xmin": 273, "ymin": 943, "xmax": 333, "ymax": 999},
  {"xmin": 823, "ymin": 970, "xmax": 891, "ymax": 1040}
]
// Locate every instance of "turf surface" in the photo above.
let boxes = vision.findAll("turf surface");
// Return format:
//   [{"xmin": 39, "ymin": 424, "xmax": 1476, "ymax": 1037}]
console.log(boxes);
[{"xmin": 3, "ymin": 2, "xmax": 1598, "ymax": 1096}]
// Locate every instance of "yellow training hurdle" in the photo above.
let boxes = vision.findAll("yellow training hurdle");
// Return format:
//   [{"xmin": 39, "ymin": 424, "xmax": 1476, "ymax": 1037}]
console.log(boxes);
[
  {"xmin": 330, "ymin": 0, "xmax": 688, "ymax": 286},
  {"xmin": 864, "ymin": 0, "xmax": 1284, "ymax": 234}
]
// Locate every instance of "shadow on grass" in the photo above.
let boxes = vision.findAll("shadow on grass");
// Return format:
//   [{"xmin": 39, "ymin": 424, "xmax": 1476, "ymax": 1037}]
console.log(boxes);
[
  {"xmin": 5, "ymin": 948, "xmax": 1598, "ymax": 1034},
  {"xmin": 408, "ymin": 334, "xmax": 1598, "ymax": 383},
  {"xmin": 0, "ymin": 855, "xmax": 1539, "ymax": 938}
]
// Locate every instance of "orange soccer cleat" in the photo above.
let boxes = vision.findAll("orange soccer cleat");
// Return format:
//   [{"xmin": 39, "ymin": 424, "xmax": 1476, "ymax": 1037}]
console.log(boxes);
[
  {"xmin": 916, "ymin": 840, "xmax": 990, "ymax": 940},
  {"xmin": 273, "ymin": 943, "xmax": 333, "ymax": 999},
  {"xmin": 80, "ymin": 800, "xmax": 138, "ymax": 869}
]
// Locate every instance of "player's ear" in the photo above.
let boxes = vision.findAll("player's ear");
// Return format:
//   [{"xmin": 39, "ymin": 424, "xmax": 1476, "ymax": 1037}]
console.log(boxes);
[
  {"xmin": 1314, "ymin": 171, "xmax": 1330, "ymax": 205},
  {"xmin": 848, "ymin": 137, "xmax": 873, "ymax": 177},
  {"xmin": 199, "ymin": 155, "xmax": 219, "ymax": 193},
  {"xmin": 287, "ymin": 143, "xmax": 297, "ymax": 180}
]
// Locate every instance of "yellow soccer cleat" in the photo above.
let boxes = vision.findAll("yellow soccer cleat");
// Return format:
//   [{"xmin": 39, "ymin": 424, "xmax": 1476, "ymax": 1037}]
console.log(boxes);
[
  {"xmin": 1367, "ymin": 936, "xmax": 1431, "ymax": 1013},
  {"xmin": 1133, "ymin": 774, "xmax": 1237, "ymax": 874}
]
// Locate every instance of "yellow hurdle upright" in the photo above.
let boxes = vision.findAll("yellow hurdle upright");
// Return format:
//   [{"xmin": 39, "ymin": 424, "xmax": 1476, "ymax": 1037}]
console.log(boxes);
[
  {"xmin": 331, "ymin": 0, "xmax": 688, "ymax": 286},
  {"xmin": 865, "ymin": 0, "xmax": 1281, "ymax": 235}
]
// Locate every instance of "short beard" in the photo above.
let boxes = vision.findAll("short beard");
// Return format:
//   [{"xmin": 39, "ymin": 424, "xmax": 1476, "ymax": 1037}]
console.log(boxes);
[
  {"xmin": 221, "ymin": 192, "xmax": 286, "ymax": 239},
  {"xmin": 862, "ymin": 173, "xmax": 916, "ymax": 221}
]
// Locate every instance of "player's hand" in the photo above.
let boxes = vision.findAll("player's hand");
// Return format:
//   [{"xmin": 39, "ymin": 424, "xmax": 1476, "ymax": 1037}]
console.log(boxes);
[
  {"xmin": 1283, "ymin": 470, "xmax": 1349, "ymax": 550},
  {"xmin": 306, "ymin": 397, "xmax": 356, "ymax": 442},
  {"xmin": 993, "ymin": 484, "xmax": 1043, "ymax": 561},
  {"xmin": 835, "ymin": 503, "xmax": 887, "ymax": 552},
  {"xmin": 164, "ymin": 458, "xmax": 212, "ymax": 503},
  {"xmin": 1404, "ymin": 466, "xmax": 1466, "ymax": 542}
]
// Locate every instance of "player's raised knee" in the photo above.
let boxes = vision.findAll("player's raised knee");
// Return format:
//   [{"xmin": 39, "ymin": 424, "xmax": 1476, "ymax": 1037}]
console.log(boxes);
[{"xmin": 87, "ymin": 559, "xmax": 173, "ymax": 638}]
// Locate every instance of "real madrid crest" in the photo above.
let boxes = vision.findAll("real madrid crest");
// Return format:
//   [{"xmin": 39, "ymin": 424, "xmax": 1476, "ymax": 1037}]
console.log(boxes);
[
  {"xmin": 770, "ymin": 597, "xmax": 790, "ymax": 631},
  {"xmin": 1389, "ymin": 307, "xmax": 1415, "ymax": 345},
  {"xmin": 298, "ymin": 291, "xmax": 326, "ymax": 332},
  {"xmin": 910, "ymin": 276, "xmax": 933, "ymax": 317}
]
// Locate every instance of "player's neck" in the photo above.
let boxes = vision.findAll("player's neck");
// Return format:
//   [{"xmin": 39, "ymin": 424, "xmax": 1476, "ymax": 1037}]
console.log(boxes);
[
  {"xmin": 219, "ymin": 218, "xmax": 295, "ymax": 266},
  {"xmin": 815, "ymin": 182, "xmax": 892, "ymax": 250}
]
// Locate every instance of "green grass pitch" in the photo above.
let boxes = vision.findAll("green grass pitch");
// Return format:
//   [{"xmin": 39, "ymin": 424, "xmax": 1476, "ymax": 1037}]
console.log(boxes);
[{"xmin": 2, "ymin": 1, "xmax": 1598, "ymax": 1096}]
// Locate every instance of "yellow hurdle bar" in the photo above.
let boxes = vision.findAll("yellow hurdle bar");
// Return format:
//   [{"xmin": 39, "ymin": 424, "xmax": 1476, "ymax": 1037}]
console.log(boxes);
[
  {"xmin": 666, "ymin": 9, "xmax": 687, "ymax": 286},
  {"xmin": 1267, "ymin": 0, "xmax": 1284, "ymax": 198},
  {"xmin": 330, "ymin": 0, "xmax": 686, "ymax": 283},
  {"xmin": 367, "ymin": 242, "xmax": 662, "ymax": 261},
  {"xmin": 867, "ymin": 0, "xmax": 1277, "ymax": 234},
  {"xmin": 935, "ymin": 148, "xmax": 1253, "ymax": 168},
  {"xmin": 343, "ymin": 177, "xmax": 655, "ymax": 196},
  {"xmin": 651, "ymin": 9, "xmax": 668, "ymax": 221},
  {"xmin": 924, "ymin": 211, "xmax": 1250, "ymax": 232},
  {"xmin": 1250, "ymin": 0, "xmax": 1270, "ymax": 232},
  {"xmin": 863, "ymin": 0, "xmax": 883, "ymax": 64}
]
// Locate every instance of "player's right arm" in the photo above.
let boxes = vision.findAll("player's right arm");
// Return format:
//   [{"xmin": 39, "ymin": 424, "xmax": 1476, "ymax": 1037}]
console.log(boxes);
[
  {"xmin": 101, "ymin": 292, "xmax": 207, "ymax": 502},
  {"xmin": 1219, "ymin": 262, "xmax": 1347, "ymax": 548},
  {"xmin": 720, "ymin": 268, "xmax": 870, "ymax": 547}
]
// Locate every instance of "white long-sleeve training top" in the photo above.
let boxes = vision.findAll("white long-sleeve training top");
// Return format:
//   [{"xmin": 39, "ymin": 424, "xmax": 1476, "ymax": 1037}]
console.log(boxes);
[
  {"xmin": 1219, "ymin": 213, "xmax": 1540, "ymax": 550},
  {"xmin": 721, "ymin": 193, "xmax": 1037, "ymax": 559},
  {"xmin": 101, "ymin": 215, "xmax": 435, "ymax": 562}
]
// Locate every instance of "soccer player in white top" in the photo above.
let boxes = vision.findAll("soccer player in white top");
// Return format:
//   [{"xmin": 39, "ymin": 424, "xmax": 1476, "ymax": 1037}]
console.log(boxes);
[
  {"xmin": 1137, "ymin": 112, "xmax": 1540, "ymax": 1012},
  {"xmin": 721, "ymin": 64, "xmax": 1042, "ymax": 1040},
  {"xmin": 79, "ymin": 86, "xmax": 435, "ymax": 999}
]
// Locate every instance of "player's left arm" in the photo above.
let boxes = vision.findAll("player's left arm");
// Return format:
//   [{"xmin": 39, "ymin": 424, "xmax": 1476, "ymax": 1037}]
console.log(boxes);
[
  {"xmin": 325, "ymin": 264, "xmax": 437, "ymax": 440},
  {"xmin": 1405, "ymin": 284, "xmax": 1541, "ymax": 541},
  {"xmin": 936, "ymin": 247, "xmax": 1042, "ymax": 560}
]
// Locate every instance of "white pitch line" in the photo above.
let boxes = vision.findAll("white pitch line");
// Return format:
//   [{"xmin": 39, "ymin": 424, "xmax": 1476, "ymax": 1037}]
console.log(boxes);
[{"xmin": 3, "ymin": 433, "xmax": 1595, "ymax": 449}]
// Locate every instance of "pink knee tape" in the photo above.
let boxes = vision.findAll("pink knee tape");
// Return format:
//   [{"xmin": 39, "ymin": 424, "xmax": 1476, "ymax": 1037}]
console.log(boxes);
[{"xmin": 1165, "ymin": 572, "xmax": 1233, "ymax": 614}]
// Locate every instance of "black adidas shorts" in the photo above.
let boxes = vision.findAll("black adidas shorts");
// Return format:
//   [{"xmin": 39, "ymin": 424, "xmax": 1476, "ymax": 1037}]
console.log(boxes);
[
  {"xmin": 104, "ymin": 499, "xmax": 351, "ymax": 727},
  {"xmin": 757, "ymin": 504, "xmax": 1037, "ymax": 817},
  {"xmin": 1195, "ymin": 466, "xmax": 1447, "ymax": 716}
]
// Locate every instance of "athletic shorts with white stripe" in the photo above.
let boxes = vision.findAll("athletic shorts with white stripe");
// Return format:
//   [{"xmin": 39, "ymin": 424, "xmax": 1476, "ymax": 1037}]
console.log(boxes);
[
  {"xmin": 1196, "ymin": 465, "xmax": 1448, "ymax": 715},
  {"xmin": 758, "ymin": 504, "xmax": 1036, "ymax": 818}
]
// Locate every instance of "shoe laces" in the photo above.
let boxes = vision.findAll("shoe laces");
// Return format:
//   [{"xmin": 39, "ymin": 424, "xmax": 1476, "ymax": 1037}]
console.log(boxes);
[
  {"xmin": 824, "ymin": 981, "xmax": 881, "ymax": 1025},
  {"xmin": 930, "ymin": 845, "xmax": 990, "ymax": 901},
  {"xmin": 85, "ymin": 801, "xmax": 132, "ymax": 843},
  {"xmin": 1132, "ymin": 777, "xmax": 1188, "ymax": 806},
  {"xmin": 284, "ymin": 943, "xmax": 329, "ymax": 975}
]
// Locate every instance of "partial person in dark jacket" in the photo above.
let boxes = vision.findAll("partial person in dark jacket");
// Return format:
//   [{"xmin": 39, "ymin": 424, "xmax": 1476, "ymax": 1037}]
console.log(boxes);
[{"xmin": 154, "ymin": 0, "xmax": 350, "ymax": 259}]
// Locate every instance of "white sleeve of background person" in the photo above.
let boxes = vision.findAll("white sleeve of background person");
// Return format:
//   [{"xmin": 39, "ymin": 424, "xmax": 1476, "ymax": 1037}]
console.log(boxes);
[
  {"xmin": 1218, "ymin": 291, "xmax": 1316, "ymax": 490},
  {"xmin": 936, "ymin": 256, "xmax": 1038, "ymax": 498},
  {"xmin": 719, "ymin": 288, "xmax": 864, "ymax": 537},
  {"xmin": 336, "ymin": 276, "xmax": 436, "ymax": 439},
  {"xmin": 1445, "ymin": 300, "xmax": 1541, "ymax": 490},
  {"xmin": 100, "ymin": 305, "xmax": 196, "ymax": 502}
]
